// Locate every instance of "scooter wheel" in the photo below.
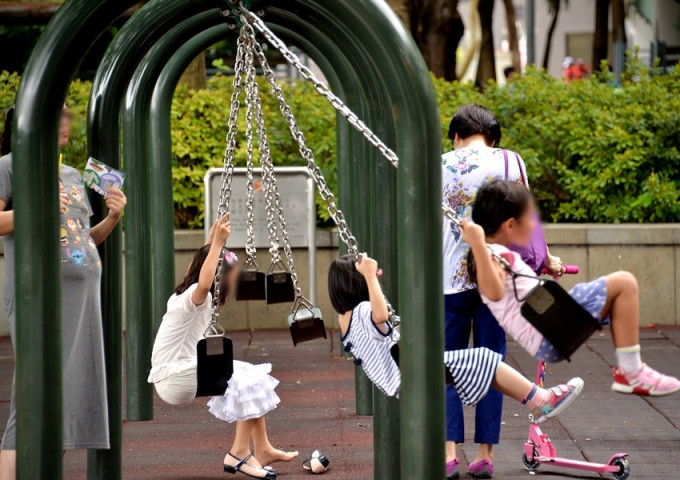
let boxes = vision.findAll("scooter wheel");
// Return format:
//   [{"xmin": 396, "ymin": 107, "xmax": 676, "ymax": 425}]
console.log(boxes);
[
  {"xmin": 611, "ymin": 457, "xmax": 630, "ymax": 480},
  {"xmin": 522, "ymin": 451, "xmax": 540, "ymax": 471}
]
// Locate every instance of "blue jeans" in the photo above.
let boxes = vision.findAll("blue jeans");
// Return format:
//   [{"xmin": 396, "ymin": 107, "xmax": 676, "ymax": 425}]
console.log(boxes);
[{"xmin": 445, "ymin": 290, "xmax": 506, "ymax": 444}]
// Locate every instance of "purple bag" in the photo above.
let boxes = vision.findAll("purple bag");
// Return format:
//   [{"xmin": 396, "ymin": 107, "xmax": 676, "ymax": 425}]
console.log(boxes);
[{"xmin": 503, "ymin": 150, "xmax": 548, "ymax": 274}]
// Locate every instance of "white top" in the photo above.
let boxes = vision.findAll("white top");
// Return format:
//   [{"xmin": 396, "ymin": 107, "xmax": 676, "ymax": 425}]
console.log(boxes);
[
  {"xmin": 148, "ymin": 284, "xmax": 212, "ymax": 384},
  {"xmin": 442, "ymin": 147, "xmax": 527, "ymax": 294},
  {"xmin": 341, "ymin": 301, "xmax": 401, "ymax": 397},
  {"xmin": 479, "ymin": 244, "xmax": 544, "ymax": 357}
]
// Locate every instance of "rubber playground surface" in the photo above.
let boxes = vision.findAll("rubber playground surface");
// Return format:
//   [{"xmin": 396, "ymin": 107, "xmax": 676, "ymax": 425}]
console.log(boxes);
[{"xmin": 0, "ymin": 327, "xmax": 679, "ymax": 479}]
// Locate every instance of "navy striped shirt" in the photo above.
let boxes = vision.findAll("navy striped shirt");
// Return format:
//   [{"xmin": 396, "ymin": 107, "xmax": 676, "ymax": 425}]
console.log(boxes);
[{"xmin": 341, "ymin": 302, "xmax": 401, "ymax": 397}]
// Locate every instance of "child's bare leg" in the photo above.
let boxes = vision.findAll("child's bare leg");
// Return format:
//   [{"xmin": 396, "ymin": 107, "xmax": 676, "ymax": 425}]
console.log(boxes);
[
  {"xmin": 224, "ymin": 419, "xmax": 268, "ymax": 474},
  {"xmin": 602, "ymin": 272, "xmax": 640, "ymax": 348},
  {"xmin": 251, "ymin": 416, "xmax": 299, "ymax": 466},
  {"xmin": 0, "ymin": 450, "xmax": 16, "ymax": 480},
  {"xmin": 491, "ymin": 362, "xmax": 534, "ymax": 401}
]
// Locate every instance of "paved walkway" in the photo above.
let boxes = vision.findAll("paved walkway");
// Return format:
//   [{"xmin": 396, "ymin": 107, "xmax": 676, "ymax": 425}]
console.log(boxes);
[{"xmin": 0, "ymin": 327, "xmax": 679, "ymax": 479}]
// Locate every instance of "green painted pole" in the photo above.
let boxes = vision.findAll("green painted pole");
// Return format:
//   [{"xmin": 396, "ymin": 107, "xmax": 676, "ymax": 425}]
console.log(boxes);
[
  {"xmin": 88, "ymin": 0, "xmax": 227, "ymax": 428},
  {"xmin": 12, "ymin": 0, "xmax": 135, "ymax": 478},
  {"xmin": 122, "ymin": 9, "xmax": 226, "ymax": 422},
  {"xmin": 264, "ymin": 11, "xmax": 375, "ymax": 415},
  {"xmin": 88, "ymin": 1, "xmax": 226, "ymax": 475},
  {"xmin": 149, "ymin": 27, "xmax": 236, "ymax": 337},
  {"xmin": 366, "ymin": 73, "xmax": 401, "ymax": 480},
  {"xmin": 267, "ymin": 2, "xmax": 443, "ymax": 478}
]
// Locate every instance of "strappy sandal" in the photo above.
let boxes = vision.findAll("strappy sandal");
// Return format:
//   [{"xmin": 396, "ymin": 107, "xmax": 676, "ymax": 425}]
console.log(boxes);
[
  {"xmin": 224, "ymin": 452, "xmax": 277, "ymax": 479},
  {"xmin": 302, "ymin": 450, "xmax": 330, "ymax": 474}
]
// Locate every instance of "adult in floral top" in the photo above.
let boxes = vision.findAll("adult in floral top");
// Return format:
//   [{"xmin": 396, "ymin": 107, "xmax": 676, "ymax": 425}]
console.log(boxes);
[{"xmin": 442, "ymin": 104, "xmax": 563, "ymax": 479}]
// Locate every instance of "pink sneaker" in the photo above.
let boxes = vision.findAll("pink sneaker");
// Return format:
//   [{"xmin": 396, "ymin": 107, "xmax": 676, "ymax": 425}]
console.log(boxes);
[
  {"xmin": 530, "ymin": 377, "xmax": 584, "ymax": 424},
  {"xmin": 612, "ymin": 365, "xmax": 680, "ymax": 396},
  {"xmin": 446, "ymin": 458, "xmax": 460, "ymax": 479}
]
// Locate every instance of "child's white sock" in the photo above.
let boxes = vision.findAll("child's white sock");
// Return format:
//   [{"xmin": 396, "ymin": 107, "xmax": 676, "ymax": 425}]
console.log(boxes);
[
  {"xmin": 616, "ymin": 344, "xmax": 642, "ymax": 374},
  {"xmin": 522, "ymin": 385, "xmax": 551, "ymax": 410}
]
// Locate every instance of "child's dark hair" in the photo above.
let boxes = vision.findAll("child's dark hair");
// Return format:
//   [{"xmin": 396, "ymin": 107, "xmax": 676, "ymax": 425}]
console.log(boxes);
[
  {"xmin": 467, "ymin": 180, "xmax": 532, "ymax": 282},
  {"xmin": 448, "ymin": 104, "xmax": 501, "ymax": 147},
  {"xmin": 175, "ymin": 245, "xmax": 235, "ymax": 305},
  {"xmin": 328, "ymin": 255, "xmax": 370, "ymax": 314}
]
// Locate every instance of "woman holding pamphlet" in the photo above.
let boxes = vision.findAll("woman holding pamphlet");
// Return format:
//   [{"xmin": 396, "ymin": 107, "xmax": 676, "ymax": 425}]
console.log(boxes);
[{"xmin": 0, "ymin": 105, "xmax": 127, "ymax": 479}]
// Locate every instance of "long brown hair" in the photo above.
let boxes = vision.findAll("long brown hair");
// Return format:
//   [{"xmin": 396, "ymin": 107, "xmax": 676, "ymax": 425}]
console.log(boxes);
[
  {"xmin": 467, "ymin": 180, "xmax": 532, "ymax": 283},
  {"xmin": 175, "ymin": 245, "xmax": 235, "ymax": 305}
]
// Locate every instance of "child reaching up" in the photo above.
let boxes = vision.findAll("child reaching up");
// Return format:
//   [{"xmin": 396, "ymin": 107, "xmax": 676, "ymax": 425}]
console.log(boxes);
[
  {"xmin": 148, "ymin": 214, "xmax": 297, "ymax": 479},
  {"xmin": 462, "ymin": 180, "xmax": 680, "ymax": 396},
  {"xmin": 328, "ymin": 254, "xmax": 583, "ymax": 423}
]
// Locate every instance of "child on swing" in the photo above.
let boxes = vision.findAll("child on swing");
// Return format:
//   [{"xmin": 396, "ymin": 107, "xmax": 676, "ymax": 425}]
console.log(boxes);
[
  {"xmin": 461, "ymin": 179, "xmax": 680, "ymax": 396},
  {"xmin": 328, "ymin": 254, "xmax": 584, "ymax": 426},
  {"xmin": 148, "ymin": 213, "xmax": 298, "ymax": 479}
]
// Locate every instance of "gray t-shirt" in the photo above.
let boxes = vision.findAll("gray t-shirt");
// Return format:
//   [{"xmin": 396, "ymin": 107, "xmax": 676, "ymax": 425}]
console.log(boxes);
[{"xmin": 0, "ymin": 154, "xmax": 109, "ymax": 450}]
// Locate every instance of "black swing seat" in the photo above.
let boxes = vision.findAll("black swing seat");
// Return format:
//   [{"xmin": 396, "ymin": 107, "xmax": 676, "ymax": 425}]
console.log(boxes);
[
  {"xmin": 288, "ymin": 297, "xmax": 327, "ymax": 346},
  {"xmin": 235, "ymin": 256, "xmax": 267, "ymax": 301},
  {"xmin": 236, "ymin": 269, "xmax": 267, "ymax": 301},
  {"xmin": 521, "ymin": 280, "xmax": 602, "ymax": 361},
  {"xmin": 196, "ymin": 335, "xmax": 234, "ymax": 397},
  {"xmin": 266, "ymin": 260, "xmax": 295, "ymax": 304}
]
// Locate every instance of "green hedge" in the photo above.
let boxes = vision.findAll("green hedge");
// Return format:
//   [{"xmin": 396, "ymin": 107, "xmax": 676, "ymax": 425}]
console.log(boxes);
[{"xmin": 1, "ymin": 60, "xmax": 679, "ymax": 226}]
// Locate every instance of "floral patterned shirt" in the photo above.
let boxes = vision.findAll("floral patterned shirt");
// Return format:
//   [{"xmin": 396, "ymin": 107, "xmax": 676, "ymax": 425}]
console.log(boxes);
[{"xmin": 442, "ymin": 146, "xmax": 527, "ymax": 294}]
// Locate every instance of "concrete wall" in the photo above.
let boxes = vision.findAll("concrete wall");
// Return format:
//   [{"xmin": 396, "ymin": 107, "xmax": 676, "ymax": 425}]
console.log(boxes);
[{"xmin": 0, "ymin": 224, "xmax": 678, "ymax": 337}]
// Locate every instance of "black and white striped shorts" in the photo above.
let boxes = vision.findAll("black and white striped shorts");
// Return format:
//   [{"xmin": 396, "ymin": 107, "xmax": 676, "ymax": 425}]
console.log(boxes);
[{"xmin": 444, "ymin": 347, "xmax": 502, "ymax": 406}]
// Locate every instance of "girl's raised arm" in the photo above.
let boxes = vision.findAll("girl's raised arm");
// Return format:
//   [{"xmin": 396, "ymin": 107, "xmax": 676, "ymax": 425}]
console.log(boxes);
[
  {"xmin": 460, "ymin": 220, "xmax": 506, "ymax": 301},
  {"xmin": 193, "ymin": 213, "xmax": 231, "ymax": 306},
  {"xmin": 355, "ymin": 255, "xmax": 389, "ymax": 324}
]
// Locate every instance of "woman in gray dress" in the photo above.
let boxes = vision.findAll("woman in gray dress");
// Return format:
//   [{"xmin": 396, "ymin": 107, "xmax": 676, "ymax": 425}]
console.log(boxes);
[{"xmin": 0, "ymin": 105, "xmax": 127, "ymax": 479}]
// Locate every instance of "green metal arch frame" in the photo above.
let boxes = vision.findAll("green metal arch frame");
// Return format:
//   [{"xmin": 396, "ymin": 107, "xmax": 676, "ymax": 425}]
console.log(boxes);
[
  {"xmin": 13, "ymin": 1, "xmax": 442, "ymax": 479},
  {"xmin": 122, "ymin": 8, "xmax": 228, "ymax": 423}
]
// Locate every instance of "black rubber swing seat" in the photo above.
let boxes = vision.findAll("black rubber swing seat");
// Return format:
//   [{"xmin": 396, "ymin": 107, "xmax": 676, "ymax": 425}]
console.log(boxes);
[
  {"xmin": 521, "ymin": 280, "xmax": 602, "ymax": 361},
  {"xmin": 266, "ymin": 269, "xmax": 295, "ymax": 304},
  {"xmin": 235, "ymin": 269, "xmax": 267, "ymax": 301},
  {"xmin": 288, "ymin": 301, "xmax": 327, "ymax": 346},
  {"xmin": 196, "ymin": 336, "xmax": 234, "ymax": 397}
]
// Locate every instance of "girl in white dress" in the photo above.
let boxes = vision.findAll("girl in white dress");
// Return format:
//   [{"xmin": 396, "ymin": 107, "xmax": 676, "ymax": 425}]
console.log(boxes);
[{"xmin": 149, "ymin": 214, "xmax": 297, "ymax": 479}]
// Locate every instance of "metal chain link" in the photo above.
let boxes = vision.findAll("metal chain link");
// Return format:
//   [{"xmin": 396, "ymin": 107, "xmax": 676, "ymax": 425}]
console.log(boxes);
[
  {"xmin": 208, "ymin": 27, "xmax": 248, "ymax": 330},
  {"xmin": 243, "ymin": 25, "xmax": 301, "ymax": 296},
  {"xmin": 240, "ymin": 20, "xmax": 405, "ymax": 324},
  {"xmin": 242, "ymin": 8, "xmax": 400, "ymax": 170},
  {"xmin": 245, "ymin": 23, "xmax": 360, "ymax": 257},
  {"xmin": 242, "ymin": 32, "xmax": 258, "ymax": 267}
]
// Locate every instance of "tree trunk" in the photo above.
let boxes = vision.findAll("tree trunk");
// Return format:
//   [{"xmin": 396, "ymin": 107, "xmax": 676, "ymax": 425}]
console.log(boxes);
[
  {"xmin": 592, "ymin": 0, "xmax": 609, "ymax": 71},
  {"xmin": 178, "ymin": 53, "xmax": 207, "ymax": 90},
  {"xmin": 502, "ymin": 0, "xmax": 521, "ymax": 73},
  {"xmin": 408, "ymin": 0, "xmax": 464, "ymax": 80},
  {"xmin": 476, "ymin": 0, "xmax": 497, "ymax": 84},
  {"xmin": 542, "ymin": 0, "xmax": 561, "ymax": 69},
  {"xmin": 611, "ymin": 0, "xmax": 626, "ymax": 44}
]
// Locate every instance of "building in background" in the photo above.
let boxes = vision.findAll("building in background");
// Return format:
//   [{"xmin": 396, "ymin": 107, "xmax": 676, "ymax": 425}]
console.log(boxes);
[{"xmin": 458, "ymin": 0, "xmax": 680, "ymax": 81}]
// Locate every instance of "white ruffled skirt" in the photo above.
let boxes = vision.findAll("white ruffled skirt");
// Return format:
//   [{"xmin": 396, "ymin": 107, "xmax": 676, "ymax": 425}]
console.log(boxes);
[{"xmin": 207, "ymin": 360, "xmax": 280, "ymax": 423}]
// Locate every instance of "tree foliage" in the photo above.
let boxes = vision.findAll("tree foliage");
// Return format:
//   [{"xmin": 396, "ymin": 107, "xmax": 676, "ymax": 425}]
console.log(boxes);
[{"xmin": 2, "ymin": 60, "xmax": 679, "ymax": 227}]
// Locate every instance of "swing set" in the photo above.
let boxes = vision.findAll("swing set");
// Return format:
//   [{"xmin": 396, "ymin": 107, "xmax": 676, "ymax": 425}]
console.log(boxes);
[{"xmin": 11, "ymin": 1, "xmax": 443, "ymax": 479}]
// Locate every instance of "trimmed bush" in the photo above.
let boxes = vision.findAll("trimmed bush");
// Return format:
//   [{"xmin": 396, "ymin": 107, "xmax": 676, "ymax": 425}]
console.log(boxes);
[{"xmin": 2, "ymin": 60, "xmax": 679, "ymax": 226}]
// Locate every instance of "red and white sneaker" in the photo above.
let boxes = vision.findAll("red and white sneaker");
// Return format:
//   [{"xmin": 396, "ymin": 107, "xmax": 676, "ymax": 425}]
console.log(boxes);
[{"xmin": 612, "ymin": 365, "xmax": 680, "ymax": 396}]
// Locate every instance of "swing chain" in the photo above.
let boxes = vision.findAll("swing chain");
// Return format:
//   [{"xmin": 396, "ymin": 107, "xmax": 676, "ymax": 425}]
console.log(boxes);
[
  {"xmin": 242, "ymin": 21, "xmax": 400, "ymax": 327},
  {"xmin": 243, "ymin": 32, "xmax": 258, "ymax": 265},
  {"xmin": 244, "ymin": 26, "xmax": 301, "ymax": 295},
  {"xmin": 208, "ymin": 27, "xmax": 247, "ymax": 329},
  {"xmin": 245, "ymin": 21, "xmax": 360, "ymax": 257},
  {"xmin": 242, "ymin": 8, "xmax": 400, "ymax": 170}
]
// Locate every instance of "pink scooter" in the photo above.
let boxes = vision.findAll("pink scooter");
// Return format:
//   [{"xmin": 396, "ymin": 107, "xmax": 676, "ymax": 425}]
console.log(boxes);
[{"xmin": 522, "ymin": 265, "xmax": 630, "ymax": 479}]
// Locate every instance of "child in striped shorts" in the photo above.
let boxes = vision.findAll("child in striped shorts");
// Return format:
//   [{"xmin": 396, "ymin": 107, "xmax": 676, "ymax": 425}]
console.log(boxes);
[{"xmin": 328, "ymin": 254, "xmax": 583, "ymax": 425}]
